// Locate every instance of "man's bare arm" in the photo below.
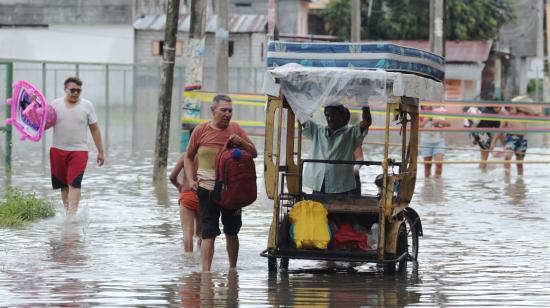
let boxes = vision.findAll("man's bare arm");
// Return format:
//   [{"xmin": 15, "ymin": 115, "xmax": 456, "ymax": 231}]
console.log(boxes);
[
  {"xmin": 183, "ymin": 152, "xmax": 198, "ymax": 190},
  {"xmin": 360, "ymin": 107, "xmax": 372, "ymax": 133},
  {"xmin": 169, "ymin": 155, "xmax": 185, "ymax": 189},
  {"xmin": 89, "ymin": 123, "xmax": 105, "ymax": 166}
]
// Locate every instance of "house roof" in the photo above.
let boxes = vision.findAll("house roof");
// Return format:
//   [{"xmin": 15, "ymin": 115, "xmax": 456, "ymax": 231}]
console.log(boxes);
[
  {"xmin": 133, "ymin": 14, "xmax": 267, "ymax": 33},
  {"xmin": 386, "ymin": 40, "xmax": 493, "ymax": 63}
]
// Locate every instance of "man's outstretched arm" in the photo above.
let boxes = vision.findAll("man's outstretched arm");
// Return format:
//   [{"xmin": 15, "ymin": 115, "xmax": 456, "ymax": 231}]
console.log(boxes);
[{"xmin": 360, "ymin": 107, "xmax": 372, "ymax": 133}]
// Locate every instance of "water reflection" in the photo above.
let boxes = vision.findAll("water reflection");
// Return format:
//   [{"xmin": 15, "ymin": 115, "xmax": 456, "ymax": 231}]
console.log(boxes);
[
  {"xmin": 504, "ymin": 176, "xmax": 527, "ymax": 204},
  {"xmin": 267, "ymin": 271, "xmax": 421, "ymax": 307},
  {"xmin": 50, "ymin": 278, "xmax": 88, "ymax": 307},
  {"xmin": 419, "ymin": 177, "xmax": 446, "ymax": 203},
  {"xmin": 2, "ymin": 144, "xmax": 550, "ymax": 306},
  {"xmin": 179, "ymin": 271, "xmax": 239, "ymax": 307},
  {"xmin": 49, "ymin": 223, "xmax": 87, "ymax": 265}
]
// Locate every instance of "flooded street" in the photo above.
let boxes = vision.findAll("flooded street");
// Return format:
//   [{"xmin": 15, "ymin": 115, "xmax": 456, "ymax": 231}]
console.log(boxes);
[{"xmin": 1, "ymin": 141, "xmax": 550, "ymax": 306}]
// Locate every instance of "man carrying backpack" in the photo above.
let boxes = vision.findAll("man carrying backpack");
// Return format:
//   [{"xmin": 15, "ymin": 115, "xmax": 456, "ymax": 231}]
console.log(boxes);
[{"xmin": 184, "ymin": 94, "xmax": 257, "ymax": 272}]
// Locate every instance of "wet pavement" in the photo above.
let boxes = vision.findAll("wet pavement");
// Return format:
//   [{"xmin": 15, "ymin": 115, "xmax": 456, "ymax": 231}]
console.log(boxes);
[{"xmin": 1, "ymin": 141, "xmax": 550, "ymax": 306}]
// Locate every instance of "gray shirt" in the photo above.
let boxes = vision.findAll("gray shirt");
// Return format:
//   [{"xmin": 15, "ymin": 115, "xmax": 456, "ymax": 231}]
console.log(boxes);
[
  {"xmin": 303, "ymin": 120, "xmax": 368, "ymax": 193},
  {"xmin": 51, "ymin": 97, "xmax": 98, "ymax": 151}
]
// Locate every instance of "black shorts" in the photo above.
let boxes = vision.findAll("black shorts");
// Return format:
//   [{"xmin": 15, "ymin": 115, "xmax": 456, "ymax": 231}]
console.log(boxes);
[{"xmin": 197, "ymin": 187, "xmax": 242, "ymax": 239}]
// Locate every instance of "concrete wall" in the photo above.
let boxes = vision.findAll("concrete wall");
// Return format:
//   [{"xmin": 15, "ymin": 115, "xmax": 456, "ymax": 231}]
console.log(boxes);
[
  {"xmin": 499, "ymin": 0, "xmax": 542, "ymax": 58},
  {"xmin": 277, "ymin": 0, "xmax": 300, "ymax": 35},
  {"xmin": 134, "ymin": 29, "xmax": 266, "ymax": 93},
  {"xmin": 229, "ymin": 0, "xmax": 267, "ymax": 14},
  {"xmin": 0, "ymin": 0, "xmax": 133, "ymax": 25},
  {"xmin": 134, "ymin": 0, "xmax": 188, "ymax": 17},
  {"xmin": 499, "ymin": 0, "xmax": 544, "ymax": 97},
  {"xmin": 0, "ymin": 25, "xmax": 134, "ymax": 63}
]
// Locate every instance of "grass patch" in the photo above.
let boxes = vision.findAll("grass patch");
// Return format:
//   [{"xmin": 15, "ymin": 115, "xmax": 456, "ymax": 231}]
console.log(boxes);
[{"xmin": 0, "ymin": 188, "xmax": 56, "ymax": 228}]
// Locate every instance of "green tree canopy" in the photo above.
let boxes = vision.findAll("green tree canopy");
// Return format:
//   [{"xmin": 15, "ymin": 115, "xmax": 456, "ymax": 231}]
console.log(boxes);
[{"xmin": 320, "ymin": 0, "xmax": 514, "ymax": 41}]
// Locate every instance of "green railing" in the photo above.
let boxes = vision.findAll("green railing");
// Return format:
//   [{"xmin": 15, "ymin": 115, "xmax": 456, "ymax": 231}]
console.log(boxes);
[{"xmin": 1, "ymin": 62, "xmax": 13, "ymax": 174}]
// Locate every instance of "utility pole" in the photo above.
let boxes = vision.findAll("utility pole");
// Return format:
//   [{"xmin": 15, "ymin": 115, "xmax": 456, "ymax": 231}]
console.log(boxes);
[
  {"xmin": 365, "ymin": 0, "xmax": 373, "ymax": 40},
  {"xmin": 545, "ymin": 2, "xmax": 550, "ymax": 104},
  {"xmin": 153, "ymin": 0, "xmax": 180, "ymax": 187},
  {"xmin": 268, "ymin": 0, "xmax": 278, "ymax": 39},
  {"xmin": 351, "ymin": 0, "xmax": 361, "ymax": 42},
  {"xmin": 429, "ymin": 0, "xmax": 444, "ymax": 56},
  {"xmin": 180, "ymin": 0, "xmax": 207, "ymax": 152},
  {"xmin": 215, "ymin": 0, "xmax": 229, "ymax": 93}
]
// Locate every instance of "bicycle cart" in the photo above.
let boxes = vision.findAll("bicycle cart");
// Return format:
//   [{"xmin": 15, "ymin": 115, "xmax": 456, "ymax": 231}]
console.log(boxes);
[{"xmin": 260, "ymin": 41, "xmax": 445, "ymax": 273}]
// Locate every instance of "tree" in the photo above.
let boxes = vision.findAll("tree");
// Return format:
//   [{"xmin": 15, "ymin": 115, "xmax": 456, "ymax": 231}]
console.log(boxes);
[
  {"xmin": 320, "ymin": 0, "xmax": 351, "ymax": 40},
  {"xmin": 320, "ymin": 0, "xmax": 514, "ymax": 41}
]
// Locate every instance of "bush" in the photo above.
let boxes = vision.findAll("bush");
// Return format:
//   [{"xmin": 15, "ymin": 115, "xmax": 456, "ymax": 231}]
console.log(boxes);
[{"xmin": 0, "ymin": 189, "xmax": 55, "ymax": 227}]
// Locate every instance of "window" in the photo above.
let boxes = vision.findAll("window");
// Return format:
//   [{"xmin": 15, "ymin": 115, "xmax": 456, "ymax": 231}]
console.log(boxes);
[
  {"xmin": 152, "ymin": 40, "xmax": 183, "ymax": 57},
  {"xmin": 235, "ymin": 2, "xmax": 252, "ymax": 7},
  {"xmin": 228, "ymin": 40, "xmax": 234, "ymax": 57}
]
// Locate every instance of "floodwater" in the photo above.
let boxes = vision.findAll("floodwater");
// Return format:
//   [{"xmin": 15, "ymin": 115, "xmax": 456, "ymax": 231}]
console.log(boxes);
[{"xmin": 1, "ymin": 139, "xmax": 550, "ymax": 307}]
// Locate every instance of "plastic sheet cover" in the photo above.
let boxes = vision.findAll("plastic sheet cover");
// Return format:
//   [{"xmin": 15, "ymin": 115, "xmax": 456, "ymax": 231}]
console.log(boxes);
[{"xmin": 264, "ymin": 63, "xmax": 444, "ymax": 123}]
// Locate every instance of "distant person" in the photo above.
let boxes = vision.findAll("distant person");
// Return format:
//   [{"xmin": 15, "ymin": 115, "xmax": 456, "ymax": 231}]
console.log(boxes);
[
  {"xmin": 498, "ymin": 96, "xmax": 538, "ymax": 176},
  {"xmin": 301, "ymin": 105, "xmax": 372, "ymax": 194},
  {"xmin": 500, "ymin": 107, "xmax": 527, "ymax": 175},
  {"xmin": 467, "ymin": 106, "xmax": 504, "ymax": 170},
  {"xmin": 184, "ymin": 94, "xmax": 257, "ymax": 272},
  {"xmin": 420, "ymin": 105, "xmax": 450, "ymax": 178},
  {"xmin": 170, "ymin": 151, "xmax": 201, "ymax": 252},
  {"xmin": 50, "ymin": 76, "xmax": 105, "ymax": 215}
]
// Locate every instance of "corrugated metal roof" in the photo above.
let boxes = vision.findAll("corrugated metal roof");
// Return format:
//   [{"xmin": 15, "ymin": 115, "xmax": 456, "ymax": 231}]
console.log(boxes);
[
  {"xmin": 134, "ymin": 14, "xmax": 266, "ymax": 33},
  {"xmin": 386, "ymin": 40, "xmax": 493, "ymax": 63}
]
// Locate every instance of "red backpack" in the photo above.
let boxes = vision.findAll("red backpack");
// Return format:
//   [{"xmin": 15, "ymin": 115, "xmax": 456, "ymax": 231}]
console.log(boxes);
[{"xmin": 212, "ymin": 142, "xmax": 257, "ymax": 209}]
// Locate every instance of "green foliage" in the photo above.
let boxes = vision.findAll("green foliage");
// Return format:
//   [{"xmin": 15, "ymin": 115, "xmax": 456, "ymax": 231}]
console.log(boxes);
[
  {"xmin": 320, "ymin": 0, "xmax": 514, "ymax": 41},
  {"xmin": 319, "ymin": 0, "xmax": 352, "ymax": 41},
  {"xmin": 0, "ymin": 189, "xmax": 55, "ymax": 228},
  {"xmin": 446, "ymin": 0, "xmax": 514, "ymax": 40}
]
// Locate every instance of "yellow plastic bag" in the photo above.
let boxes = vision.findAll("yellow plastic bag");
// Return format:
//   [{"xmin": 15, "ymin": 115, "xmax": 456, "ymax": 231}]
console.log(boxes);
[{"xmin": 289, "ymin": 200, "xmax": 330, "ymax": 249}]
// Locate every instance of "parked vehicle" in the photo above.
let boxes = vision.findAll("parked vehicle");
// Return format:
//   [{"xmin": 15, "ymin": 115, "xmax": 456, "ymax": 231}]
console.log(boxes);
[{"xmin": 260, "ymin": 41, "xmax": 445, "ymax": 273}]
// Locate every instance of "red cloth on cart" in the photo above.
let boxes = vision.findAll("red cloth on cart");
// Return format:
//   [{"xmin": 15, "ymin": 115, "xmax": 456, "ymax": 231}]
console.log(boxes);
[{"xmin": 332, "ymin": 222, "xmax": 369, "ymax": 251}]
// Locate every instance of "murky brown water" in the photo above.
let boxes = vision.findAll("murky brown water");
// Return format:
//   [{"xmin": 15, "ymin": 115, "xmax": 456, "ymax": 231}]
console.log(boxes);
[{"xmin": 1, "ymin": 139, "xmax": 550, "ymax": 306}]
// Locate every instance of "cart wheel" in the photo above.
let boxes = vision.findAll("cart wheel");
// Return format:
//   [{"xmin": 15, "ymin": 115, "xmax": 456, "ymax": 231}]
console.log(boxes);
[
  {"xmin": 280, "ymin": 257, "xmax": 289, "ymax": 270},
  {"xmin": 384, "ymin": 224, "xmax": 408, "ymax": 274},
  {"xmin": 405, "ymin": 214, "xmax": 419, "ymax": 261},
  {"xmin": 268, "ymin": 256, "xmax": 277, "ymax": 272}
]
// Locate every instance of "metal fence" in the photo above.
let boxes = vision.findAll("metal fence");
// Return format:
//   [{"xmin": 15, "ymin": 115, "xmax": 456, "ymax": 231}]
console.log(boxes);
[{"xmin": 0, "ymin": 59, "xmax": 266, "ymax": 174}]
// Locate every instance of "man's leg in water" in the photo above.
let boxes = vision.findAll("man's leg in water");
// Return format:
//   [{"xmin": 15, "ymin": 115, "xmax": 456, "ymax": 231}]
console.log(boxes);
[
  {"xmin": 60, "ymin": 187, "xmax": 69, "ymax": 210},
  {"xmin": 226, "ymin": 235, "xmax": 239, "ymax": 269},
  {"xmin": 201, "ymin": 238, "xmax": 216, "ymax": 272},
  {"xmin": 67, "ymin": 186, "xmax": 81, "ymax": 215}
]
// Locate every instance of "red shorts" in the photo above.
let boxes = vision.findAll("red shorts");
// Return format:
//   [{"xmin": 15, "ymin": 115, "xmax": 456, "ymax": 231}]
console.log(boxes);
[
  {"xmin": 179, "ymin": 191, "xmax": 199, "ymax": 211},
  {"xmin": 50, "ymin": 147, "xmax": 88, "ymax": 189}
]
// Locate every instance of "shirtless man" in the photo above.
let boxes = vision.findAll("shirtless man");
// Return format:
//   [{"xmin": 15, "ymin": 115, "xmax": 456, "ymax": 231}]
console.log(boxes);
[{"xmin": 501, "ymin": 106, "xmax": 528, "ymax": 175}]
